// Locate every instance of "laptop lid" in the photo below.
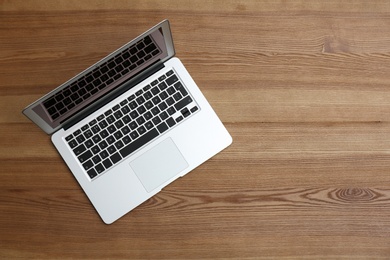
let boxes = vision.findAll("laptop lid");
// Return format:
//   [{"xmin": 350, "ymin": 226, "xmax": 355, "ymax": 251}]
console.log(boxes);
[{"xmin": 23, "ymin": 20, "xmax": 175, "ymax": 135}]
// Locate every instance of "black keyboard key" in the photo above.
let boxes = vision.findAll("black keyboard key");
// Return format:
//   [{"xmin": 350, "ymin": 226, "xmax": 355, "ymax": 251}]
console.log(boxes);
[
  {"xmin": 68, "ymin": 139, "xmax": 77, "ymax": 149},
  {"xmin": 158, "ymin": 102, "xmax": 168, "ymax": 111},
  {"xmin": 121, "ymin": 106, "xmax": 130, "ymax": 114},
  {"xmin": 181, "ymin": 107, "xmax": 191, "ymax": 118},
  {"xmin": 55, "ymin": 93, "xmax": 64, "ymax": 102},
  {"xmin": 92, "ymin": 70, "xmax": 102, "ymax": 79},
  {"xmin": 105, "ymin": 109, "xmax": 113, "ymax": 116},
  {"xmin": 91, "ymin": 145, "xmax": 100, "ymax": 154},
  {"xmin": 130, "ymin": 111, "xmax": 139, "ymax": 119},
  {"xmin": 102, "ymin": 158, "xmax": 113, "ymax": 169},
  {"xmin": 107, "ymin": 125, "xmax": 116, "ymax": 134},
  {"xmin": 151, "ymin": 80, "xmax": 158, "ymax": 86},
  {"xmin": 173, "ymin": 92, "xmax": 182, "ymax": 101},
  {"xmin": 143, "ymin": 84, "xmax": 151, "ymax": 91},
  {"xmin": 97, "ymin": 114, "xmax": 105, "ymax": 121},
  {"xmin": 167, "ymin": 86, "xmax": 175, "ymax": 95},
  {"xmin": 145, "ymin": 121, "xmax": 153, "ymax": 130},
  {"xmin": 144, "ymin": 111, "xmax": 152, "ymax": 120},
  {"xmin": 167, "ymin": 107, "xmax": 175, "ymax": 115},
  {"xmin": 92, "ymin": 134, "xmax": 102, "ymax": 144},
  {"xmin": 152, "ymin": 116, "xmax": 161, "ymax": 125},
  {"xmin": 114, "ymin": 130, "xmax": 123, "ymax": 140},
  {"xmin": 151, "ymin": 107, "xmax": 160, "ymax": 116},
  {"xmin": 87, "ymin": 168, "xmax": 98, "ymax": 179},
  {"xmin": 128, "ymin": 94, "xmax": 136, "ymax": 101},
  {"xmin": 143, "ymin": 91, "xmax": 153, "ymax": 100},
  {"xmin": 107, "ymin": 136, "xmax": 115, "ymax": 144},
  {"xmin": 119, "ymin": 128, "xmax": 159, "ymax": 158},
  {"xmin": 92, "ymin": 155, "xmax": 101, "ymax": 164},
  {"xmin": 89, "ymin": 119, "xmax": 97, "ymax": 126},
  {"xmin": 84, "ymin": 129, "xmax": 93, "ymax": 139},
  {"xmin": 113, "ymin": 104, "xmax": 120, "ymax": 111},
  {"xmin": 159, "ymin": 91, "xmax": 168, "ymax": 100},
  {"xmin": 137, "ymin": 105, "xmax": 146, "ymax": 115},
  {"xmin": 122, "ymin": 135, "xmax": 131, "ymax": 144},
  {"xmin": 107, "ymin": 145, "xmax": 116, "ymax": 154},
  {"xmin": 78, "ymin": 150, "xmax": 92, "ymax": 163},
  {"xmin": 174, "ymin": 82, "xmax": 188, "ymax": 96},
  {"xmin": 190, "ymin": 106, "xmax": 199, "ymax": 113},
  {"xmin": 158, "ymin": 75, "xmax": 166, "ymax": 81},
  {"xmin": 130, "ymin": 131, "xmax": 139, "ymax": 139},
  {"xmin": 151, "ymin": 86, "xmax": 160, "ymax": 95},
  {"xmin": 82, "ymin": 160, "xmax": 94, "ymax": 171},
  {"xmin": 135, "ymin": 89, "xmax": 143, "ymax": 96},
  {"xmin": 47, "ymin": 107, "xmax": 56, "ymax": 115},
  {"xmin": 166, "ymin": 75, "xmax": 178, "ymax": 86},
  {"xmin": 136, "ymin": 116, "xmax": 145, "ymax": 125},
  {"xmin": 157, "ymin": 122, "xmax": 169, "ymax": 133},
  {"xmin": 91, "ymin": 125, "xmax": 100, "ymax": 134},
  {"xmin": 166, "ymin": 70, "xmax": 174, "ymax": 77},
  {"xmin": 100, "ymin": 150, "xmax": 109, "ymax": 160},
  {"xmin": 176, "ymin": 116, "xmax": 184, "ymax": 123},
  {"xmin": 114, "ymin": 110, "xmax": 123, "ymax": 119},
  {"xmin": 115, "ymin": 120, "xmax": 124, "ymax": 129},
  {"xmin": 106, "ymin": 115, "xmax": 115, "ymax": 124},
  {"xmin": 99, "ymin": 120, "xmax": 108, "ymax": 129},
  {"xmin": 63, "ymin": 97, "xmax": 72, "ymax": 105},
  {"xmin": 174, "ymin": 96, "xmax": 193, "ymax": 111},
  {"xmin": 70, "ymin": 93, "xmax": 79, "ymax": 100},
  {"xmin": 166, "ymin": 97, "xmax": 174, "ymax": 106},
  {"xmin": 95, "ymin": 163, "xmax": 105, "ymax": 174},
  {"xmin": 65, "ymin": 134, "xmax": 73, "ymax": 141},
  {"xmin": 158, "ymin": 82, "xmax": 168, "ymax": 90},
  {"xmin": 122, "ymin": 115, "xmax": 131, "ymax": 124},
  {"xmin": 129, "ymin": 121, "xmax": 138, "ymax": 130},
  {"xmin": 44, "ymin": 98, "xmax": 56, "ymax": 108},
  {"xmin": 110, "ymin": 152, "xmax": 122, "ymax": 164},
  {"xmin": 160, "ymin": 111, "xmax": 168, "ymax": 120},
  {"xmin": 84, "ymin": 139, "xmax": 94, "ymax": 148},
  {"xmin": 55, "ymin": 102, "xmax": 64, "ymax": 110},
  {"xmin": 152, "ymin": 96, "xmax": 161, "ymax": 105},
  {"xmin": 121, "ymin": 125, "xmax": 130, "ymax": 135},
  {"xmin": 144, "ymin": 36, "xmax": 152, "ymax": 45},
  {"xmin": 99, "ymin": 140, "xmax": 108, "ymax": 149},
  {"xmin": 115, "ymin": 140, "xmax": 124, "ymax": 149},
  {"xmin": 136, "ymin": 96, "xmax": 146, "ymax": 105},
  {"xmin": 166, "ymin": 117, "xmax": 176, "ymax": 127},
  {"xmin": 120, "ymin": 99, "xmax": 128, "ymax": 106},
  {"xmin": 85, "ymin": 74, "xmax": 94, "ymax": 83},
  {"xmin": 129, "ymin": 101, "xmax": 138, "ymax": 109},
  {"xmin": 144, "ymin": 101, "xmax": 153, "ymax": 109},
  {"xmin": 115, "ymin": 56, "xmax": 123, "ymax": 64},
  {"xmin": 73, "ymin": 144, "xmax": 86, "ymax": 155},
  {"xmin": 137, "ymin": 125, "xmax": 146, "ymax": 135}
]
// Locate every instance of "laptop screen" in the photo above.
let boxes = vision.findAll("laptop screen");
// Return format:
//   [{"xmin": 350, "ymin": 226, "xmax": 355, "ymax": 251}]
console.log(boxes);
[{"xmin": 23, "ymin": 20, "xmax": 174, "ymax": 134}]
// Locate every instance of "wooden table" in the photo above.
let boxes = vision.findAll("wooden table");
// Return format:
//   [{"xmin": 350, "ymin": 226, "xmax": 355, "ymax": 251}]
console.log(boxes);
[{"xmin": 2, "ymin": 1, "xmax": 390, "ymax": 258}]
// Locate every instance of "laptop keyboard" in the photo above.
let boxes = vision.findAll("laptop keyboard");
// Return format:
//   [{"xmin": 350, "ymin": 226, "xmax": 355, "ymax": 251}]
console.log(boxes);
[
  {"xmin": 43, "ymin": 35, "xmax": 161, "ymax": 121},
  {"xmin": 64, "ymin": 69, "xmax": 199, "ymax": 180}
]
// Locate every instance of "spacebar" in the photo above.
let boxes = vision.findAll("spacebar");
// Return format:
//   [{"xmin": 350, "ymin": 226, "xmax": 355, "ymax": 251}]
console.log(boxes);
[{"xmin": 119, "ymin": 128, "xmax": 159, "ymax": 158}]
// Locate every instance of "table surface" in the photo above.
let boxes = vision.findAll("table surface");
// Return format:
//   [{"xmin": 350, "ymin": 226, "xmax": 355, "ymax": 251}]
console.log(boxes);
[{"xmin": 2, "ymin": 1, "xmax": 390, "ymax": 259}]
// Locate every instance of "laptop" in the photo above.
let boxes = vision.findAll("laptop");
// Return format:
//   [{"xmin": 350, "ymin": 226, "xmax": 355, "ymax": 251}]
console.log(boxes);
[{"xmin": 23, "ymin": 20, "xmax": 232, "ymax": 224}]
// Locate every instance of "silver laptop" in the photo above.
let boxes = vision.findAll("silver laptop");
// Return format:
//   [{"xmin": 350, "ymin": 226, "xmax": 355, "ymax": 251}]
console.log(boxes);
[{"xmin": 23, "ymin": 20, "xmax": 232, "ymax": 224}]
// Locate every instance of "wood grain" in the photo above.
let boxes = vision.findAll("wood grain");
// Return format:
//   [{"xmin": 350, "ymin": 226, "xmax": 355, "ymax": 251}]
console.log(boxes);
[{"xmin": 2, "ymin": 0, "xmax": 390, "ymax": 259}]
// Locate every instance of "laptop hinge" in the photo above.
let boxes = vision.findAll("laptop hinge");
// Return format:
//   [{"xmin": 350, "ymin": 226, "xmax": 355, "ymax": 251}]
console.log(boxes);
[{"xmin": 63, "ymin": 61, "xmax": 165, "ymax": 131}]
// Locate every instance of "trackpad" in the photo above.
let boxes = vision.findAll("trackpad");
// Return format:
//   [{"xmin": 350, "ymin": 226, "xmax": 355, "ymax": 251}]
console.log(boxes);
[{"xmin": 130, "ymin": 138, "xmax": 188, "ymax": 192}]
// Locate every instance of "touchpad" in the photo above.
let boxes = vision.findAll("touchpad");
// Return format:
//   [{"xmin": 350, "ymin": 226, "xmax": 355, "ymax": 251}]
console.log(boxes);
[{"xmin": 130, "ymin": 138, "xmax": 189, "ymax": 192}]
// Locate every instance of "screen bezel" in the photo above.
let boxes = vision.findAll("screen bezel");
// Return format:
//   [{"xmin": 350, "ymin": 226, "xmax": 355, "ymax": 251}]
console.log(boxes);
[{"xmin": 22, "ymin": 20, "xmax": 175, "ymax": 134}]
